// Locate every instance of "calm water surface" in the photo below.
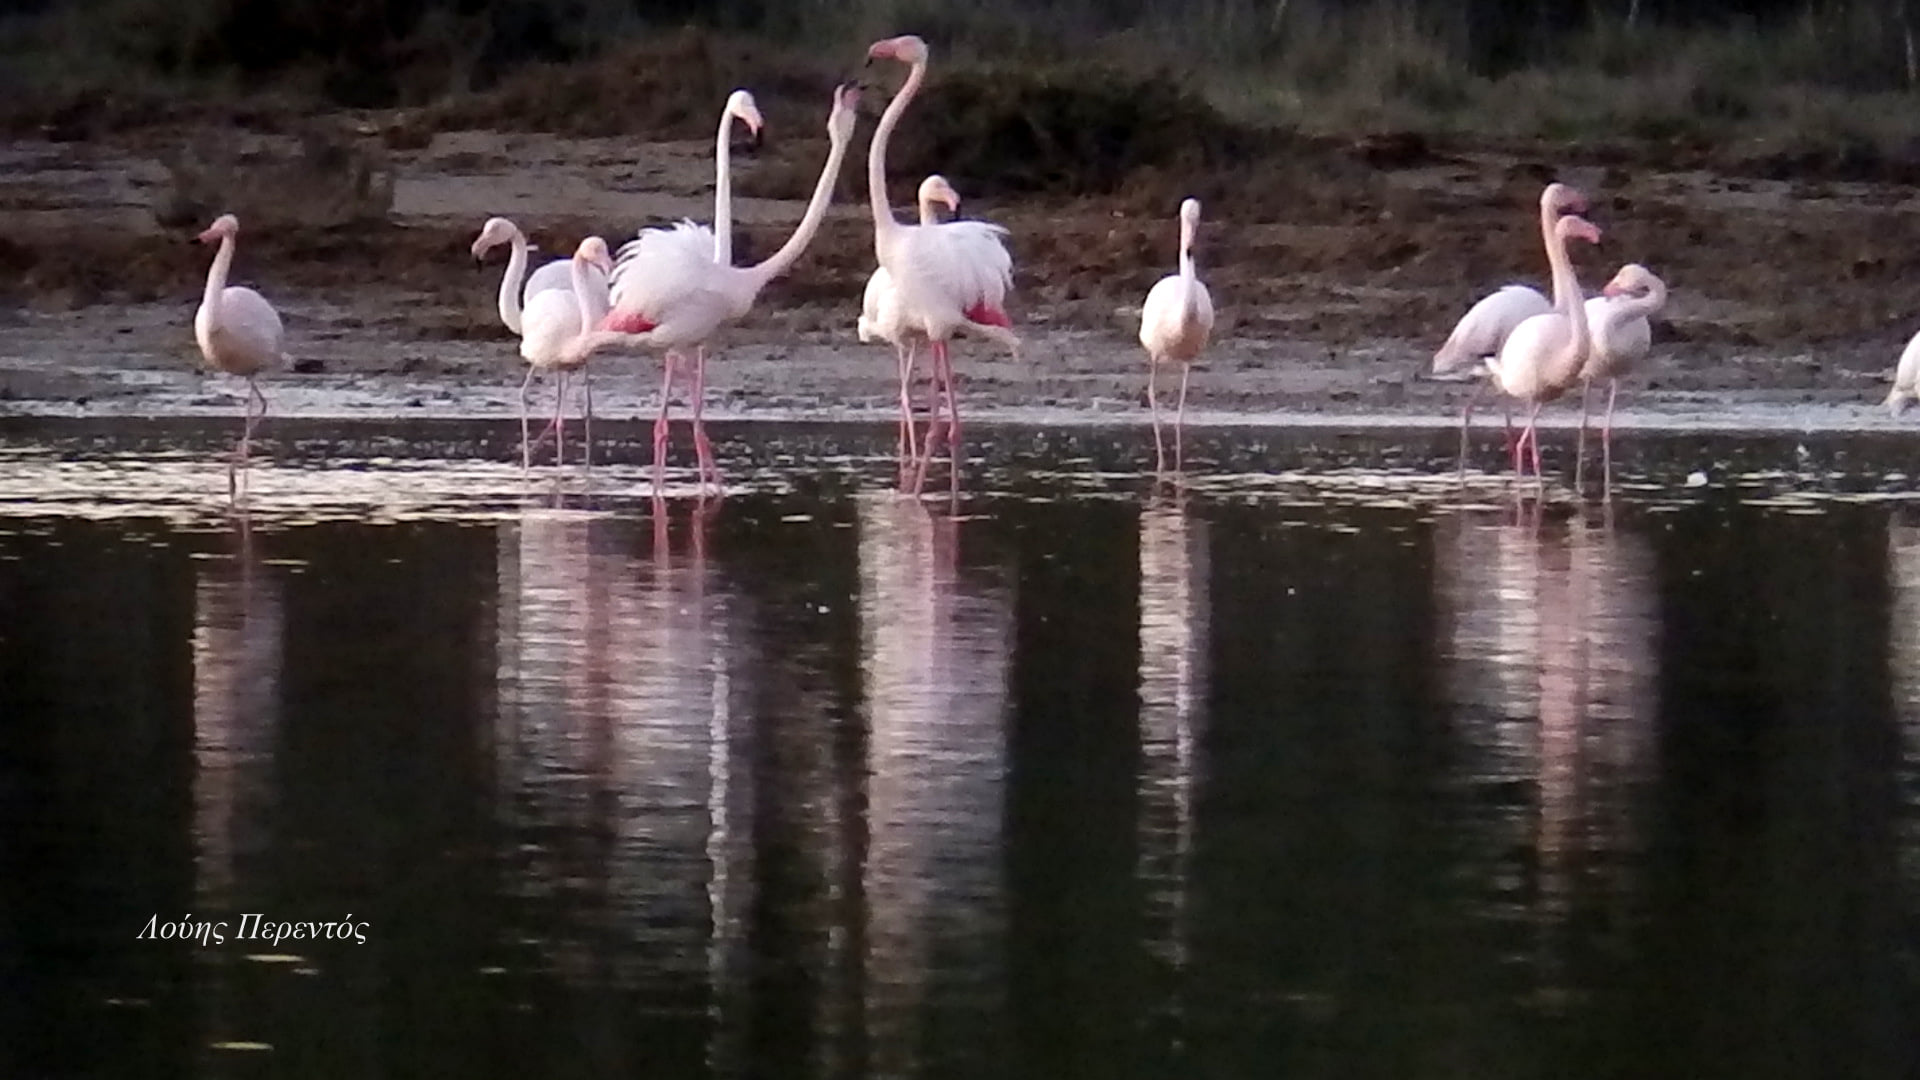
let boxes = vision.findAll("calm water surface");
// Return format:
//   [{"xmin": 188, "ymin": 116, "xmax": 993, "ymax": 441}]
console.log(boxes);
[{"xmin": 0, "ymin": 418, "xmax": 1917, "ymax": 1079}]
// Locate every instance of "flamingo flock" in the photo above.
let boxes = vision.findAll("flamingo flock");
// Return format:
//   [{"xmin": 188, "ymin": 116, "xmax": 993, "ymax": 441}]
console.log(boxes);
[{"xmin": 195, "ymin": 30, "xmax": 1867, "ymax": 504}]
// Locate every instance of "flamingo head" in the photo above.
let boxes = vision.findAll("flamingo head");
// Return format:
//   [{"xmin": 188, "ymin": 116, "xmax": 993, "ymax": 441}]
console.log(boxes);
[
  {"xmin": 867, "ymin": 35, "xmax": 928, "ymax": 66},
  {"xmin": 919, "ymin": 175, "xmax": 961, "ymax": 216},
  {"xmin": 574, "ymin": 236, "xmax": 614, "ymax": 275},
  {"xmin": 1602, "ymin": 262, "xmax": 1660, "ymax": 298},
  {"xmin": 197, "ymin": 213, "xmax": 240, "ymax": 245},
  {"xmin": 1555, "ymin": 214, "xmax": 1602, "ymax": 251},
  {"xmin": 1540, "ymin": 182, "xmax": 1587, "ymax": 219},
  {"xmin": 828, "ymin": 83, "xmax": 861, "ymax": 143},
  {"xmin": 725, "ymin": 89, "xmax": 764, "ymax": 143},
  {"xmin": 1179, "ymin": 197, "xmax": 1202, "ymax": 228},
  {"xmin": 470, "ymin": 216, "xmax": 517, "ymax": 261}
]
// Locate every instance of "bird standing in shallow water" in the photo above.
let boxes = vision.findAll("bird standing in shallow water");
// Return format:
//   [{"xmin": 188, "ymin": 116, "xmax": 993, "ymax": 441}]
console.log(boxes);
[
  {"xmin": 1138, "ymin": 197, "xmax": 1215, "ymax": 474},
  {"xmin": 859, "ymin": 174, "xmax": 963, "ymax": 466},
  {"xmin": 194, "ymin": 213, "xmax": 286, "ymax": 501}
]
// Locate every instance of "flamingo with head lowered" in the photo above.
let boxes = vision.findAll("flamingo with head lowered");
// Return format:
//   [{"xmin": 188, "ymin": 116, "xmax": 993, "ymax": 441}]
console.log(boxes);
[
  {"xmin": 564, "ymin": 85, "xmax": 858, "ymax": 490},
  {"xmin": 1575, "ymin": 262, "xmax": 1667, "ymax": 493},
  {"xmin": 860, "ymin": 174, "xmax": 962, "ymax": 462},
  {"xmin": 1433, "ymin": 183, "xmax": 1589, "ymax": 462},
  {"xmin": 864, "ymin": 34, "xmax": 1020, "ymax": 494},
  {"xmin": 194, "ymin": 213, "xmax": 287, "ymax": 500},
  {"xmin": 1138, "ymin": 197, "xmax": 1215, "ymax": 474},
  {"xmin": 1486, "ymin": 208, "xmax": 1603, "ymax": 481}
]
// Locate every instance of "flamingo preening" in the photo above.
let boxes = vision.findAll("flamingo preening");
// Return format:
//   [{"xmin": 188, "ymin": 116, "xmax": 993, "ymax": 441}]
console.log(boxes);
[
  {"xmin": 470, "ymin": 215, "xmax": 611, "ymax": 336},
  {"xmin": 1575, "ymin": 262, "xmax": 1667, "ymax": 493},
  {"xmin": 865, "ymin": 34, "xmax": 1020, "ymax": 494},
  {"xmin": 194, "ymin": 213, "xmax": 286, "ymax": 500},
  {"xmin": 1138, "ymin": 197, "xmax": 1215, "ymax": 474},
  {"xmin": 565, "ymin": 85, "xmax": 859, "ymax": 490}
]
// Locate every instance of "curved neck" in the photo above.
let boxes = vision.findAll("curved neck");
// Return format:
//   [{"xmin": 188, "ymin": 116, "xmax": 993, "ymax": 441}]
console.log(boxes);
[
  {"xmin": 1611, "ymin": 279, "xmax": 1667, "ymax": 325},
  {"xmin": 571, "ymin": 257, "xmax": 606, "ymax": 333},
  {"xmin": 746, "ymin": 128, "xmax": 851, "ymax": 291},
  {"xmin": 1178, "ymin": 217, "xmax": 1196, "ymax": 282},
  {"xmin": 497, "ymin": 228, "xmax": 530, "ymax": 335},
  {"xmin": 203, "ymin": 234, "xmax": 236, "ymax": 318},
  {"xmin": 714, "ymin": 110, "xmax": 737, "ymax": 266},
  {"xmin": 917, "ymin": 192, "xmax": 942, "ymax": 226},
  {"xmin": 1538, "ymin": 200, "xmax": 1567, "ymax": 309},
  {"xmin": 1546, "ymin": 228, "xmax": 1589, "ymax": 382},
  {"xmin": 869, "ymin": 57, "xmax": 927, "ymax": 244}
]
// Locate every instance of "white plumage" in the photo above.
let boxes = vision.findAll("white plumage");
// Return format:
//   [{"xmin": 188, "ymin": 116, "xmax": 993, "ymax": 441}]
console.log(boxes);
[
  {"xmin": 470, "ymin": 216, "xmax": 609, "ymax": 337},
  {"xmin": 193, "ymin": 213, "xmax": 285, "ymax": 499},
  {"xmin": 1432, "ymin": 284, "xmax": 1552, "ymax": 376},
  {"xmin": 1891, "ymin": 329, "xmax": 1920, "ymax": 416},
  {"xmin": 1138, "ymin": 197, "xmax": 1215, "ymax": 472},
  {"xmin": 860, "ymin": 175, "xmax": 963, "ymax": 461}
]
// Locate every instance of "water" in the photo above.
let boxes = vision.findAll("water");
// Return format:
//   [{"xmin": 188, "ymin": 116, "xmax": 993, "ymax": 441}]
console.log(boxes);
[{"xmin": 1, "ymin": 418, "xmax": 1917, "ymax": 1079}]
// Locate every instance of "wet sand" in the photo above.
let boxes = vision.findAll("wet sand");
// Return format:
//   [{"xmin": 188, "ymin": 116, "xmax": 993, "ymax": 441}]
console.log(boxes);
[{"xmin": 3, "ymin": 119, "xmax": 1918, "ymax": 434}]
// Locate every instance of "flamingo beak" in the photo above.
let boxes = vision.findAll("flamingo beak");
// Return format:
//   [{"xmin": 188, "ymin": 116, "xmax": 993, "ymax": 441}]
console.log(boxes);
[{"xmin": 196, "ymin": 227, "xmax": 219, "ymax": 244}]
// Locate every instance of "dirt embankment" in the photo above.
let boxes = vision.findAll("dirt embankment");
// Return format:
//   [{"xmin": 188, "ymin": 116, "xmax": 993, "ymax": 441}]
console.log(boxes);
[{"xmin": 3, "ymin": 31, "xmax": 1919, "ymax": 419}]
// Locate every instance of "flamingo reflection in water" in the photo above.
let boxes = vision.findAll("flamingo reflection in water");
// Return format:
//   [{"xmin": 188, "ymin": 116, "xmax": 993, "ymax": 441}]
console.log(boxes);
[
  {"xmin": 856, "ymin": 493, "xmax": 1012, "ymax": 1074},
  {"xmin": 1433, "ymin": 500, "xmax": 1656, "ymax": 998},
  {"xmin": 1885, "ymin": 522, "xmax": 1920, "ymax": 890},
  {"xmin": 492, "ymin": 493, "xmax": 752, "ymax": 1063},
  {"xmin": 1136, "ymin": 490, "xmax": 1209, "ymax": 1033},
  {"xmin": 191, "ymin": 515, "xmax": 286, "ymax": 1053}
]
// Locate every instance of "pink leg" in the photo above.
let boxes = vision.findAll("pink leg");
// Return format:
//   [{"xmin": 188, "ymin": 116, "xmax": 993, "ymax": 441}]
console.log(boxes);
[
  {"xmin": 1575, "ymin": 378, "xmax": 1593, "ymax": 491},
  {"xmin": 691, "ymin": 345, "xmax": 721, "ymax": 491},
  {"xmin": 1147, "ymin": 357, "xmax": 1165, "ymax": 473},
  {"xmin": 1603, "ymin": 379, "xmax": 1618, "ymax": 501},
  {"xmin": 941, "ymin": 342, "xmax": 962, "ymax": 464},
  {"xmin": 1458, "ymin": 380, "xmax": 1483, "ymax": 474},
  {"xmin": 518, "ymin": 365, "xmax": 537, "ymax": 471},
  {"xmin": 910, "ymin": 344, "xmax": 951, "ymax": 495},
  {"xmin": 653, "ymin": 351, "xmax": 677, "ymax": 485},
  {"xmin": 583, "ymin": 370, "xmax": 594, "ymax": 471},
  {"xmin": 1175, "ymin": 363, "xmax": 1190, "ymax": 472},
  {"xmin": 1526, "ymin": 401, "xmax": 1543, "ymax": 481}
]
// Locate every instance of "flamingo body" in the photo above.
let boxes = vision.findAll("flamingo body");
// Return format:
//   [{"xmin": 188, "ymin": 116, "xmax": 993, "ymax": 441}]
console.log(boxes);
[
  {"xmin": 1433, "ymin": 284, "xmax": 1551, "ymax": 376},
  {"xmin": 195, "ymin": 285, "xmax": 284, "ymax": 379},
  {"xmin": 1890, "ymin": 329, "xmax": 1920, "ymax": 416},
  {"xmin": 1138, "ymin": 198, "xmax": 1214, "ymax": 472}
]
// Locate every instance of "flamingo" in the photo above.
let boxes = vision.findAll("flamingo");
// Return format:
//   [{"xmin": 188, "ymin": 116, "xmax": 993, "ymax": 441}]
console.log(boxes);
[
  {"xmin": 1486, "ymin": 211, "xmax": 1603, "ymax": 481},
  {"xmin": 1138, "ymin": 197, "xmax": 1215, "ymax": 473},
  {"xmin": 1433, "ymin": 183, "xmax": 1590, "ymax": 461},
  {"xmin": 864, "ymin": 34, "xmax": 1020, "ymax": 494},
  {"xmin": 859, "ymin": 174, "xmax": 962, "ymax": 462},
  {"xmin": 1889, "ymin": 329, "xmax": 1920, "ymax": 417},
  {"xmin": 1575, "ymin": 263, "xmax": 1667, "ymax": 492},
  {"xmin": 471, "ymin": 221, "xmax": 615, "ymax": 468},
  {"xmin": 517, "ymin": 236, "xmax": 614, "ymax": 468},
  {"xmin": 470, "ymin": 216, "xmax": 610, "ymax": 336},
  {"xmin": 564, "ymin": 84, "xmax": 859, "ymax": 490},
  {"xmin": 194, "ymin": 213, "xmax": 286, "ymax": 500}
]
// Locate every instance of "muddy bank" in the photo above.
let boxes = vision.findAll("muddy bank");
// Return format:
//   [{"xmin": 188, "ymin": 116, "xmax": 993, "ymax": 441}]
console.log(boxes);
[{"xmin": 2, "ymin": 90, "xmax": 1919, "ymax": 427}]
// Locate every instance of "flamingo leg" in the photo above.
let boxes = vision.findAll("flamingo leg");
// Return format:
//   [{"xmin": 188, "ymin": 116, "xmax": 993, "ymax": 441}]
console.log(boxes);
[
  {"xmin": 1503, "ymin": 394, "xmax": 1514, "ymax": 462},
  {"xmin": 1147, "ymin": 357, "xmax": 1165, "ymax": 474},
  {"xmin": 897, "ymin": 340, "xmax": 919, "ymax": 463},
  {"xmin": 552, "ymin": 370, "xmax": 567, "ymax": 468},
  {"xmin": 583, "ymin": 369, "xmax": 594, "ymax": 471},
  {"xmin": 653, "ymin": 350, "xmax": 677, "ymax": 485},
  {"xmin": 1526, "ymin": 400, "xmax": 1544, "ymax": 482},
  {"xmin": 941, "ymin": 341, "xmax": 962, "ymax": 471},
  {"xmin": 1458, "ymin": 380, "xmax": 1484, "ymax": 475},
  {"xmin": 519, "ymin": 365, "xmax": 537, "ymax": 471},
  {"xmin": 1175, "ymin": 363, "xmax": 1191, "ymax": 472},
  {"xmin": 691, "ymin": 345, "xmax": 720, "ymax": 492},
  {"xmin": 1603, "ymin": 379, "xmax": 1618, "ymax": 501},
  {"xmin": 1575, "ymin": 377, "xmax": 1593, "ymax": 491},
  {"xmin": 229, "ymin": 377, "xmax": 251, "ymax": 501},
  {"xmin": 910, "ymin": 342, "xmax": 956, "ymax": 497}
]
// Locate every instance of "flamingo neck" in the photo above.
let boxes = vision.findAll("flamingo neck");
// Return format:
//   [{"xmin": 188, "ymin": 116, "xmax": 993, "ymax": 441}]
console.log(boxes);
[
  {"xmin": 1545, "ymin": 228, "xmax": 1589, "ymax": 385},
  {"xmin": 496, "ymin": 227, "xmax": 530, "ymax": 336},
  {"xmin": 1610, "ymin": 279, "xmax": 1667, "ymax": 326},
  {"xmin": 1538, "ymin": 200, "xmax": 1568, "ymax": 310},
  {"xmin": 1177, "ymin": 216, "xmax": 1197, "ymax": 283},
  {"xmin": 571, "ymin": 256, "xmax": 607, "ymax": 338},
  {"xmin": 745, "ymin": 126, "xmax": 852, "ymax": 291},
  {"xmin": 917, "ymin": 193, "xmax": 942, "ymax": 226},
  {"xmin": 202, "ymin": 233, "xmax": 235, "ymax": 320},
  {"xmin": 714, "ymin": 109, "xmax": 736, "ymax": 266},
  {"xmin": 868, "ymin": 56, "xmax": 926, "ymax": 249}
]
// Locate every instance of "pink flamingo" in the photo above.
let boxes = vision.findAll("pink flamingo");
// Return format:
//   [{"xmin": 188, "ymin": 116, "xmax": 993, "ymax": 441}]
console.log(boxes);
[
  {"xmin": 859, "ymin": 174, "xmax": 963, "ymax": 463},
  {"xmin": 564, "ymin": 85, "xmax": 858, "ymax": 490},
  {"xmin": 194, "ymin": 214, "xmax": 286, "ymax": 500},
  {"xmin": 1137, "ymin": 197, "xmax": 1215, "ymax": 473},
  {"xmin": 1575, "ymin": 263, "xmax": 1667, "ymax": 493},
  {"xmin": 1433, "ymin": 183, "xmax": 1590, "ymax": 462},
  {"xmin": 1485, "ymin": 211, "xmax": 1603, "ymax": 480},
  {"xmin": 865, "ymin": 35, "xmax": 1020, "ymax": 494}
]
